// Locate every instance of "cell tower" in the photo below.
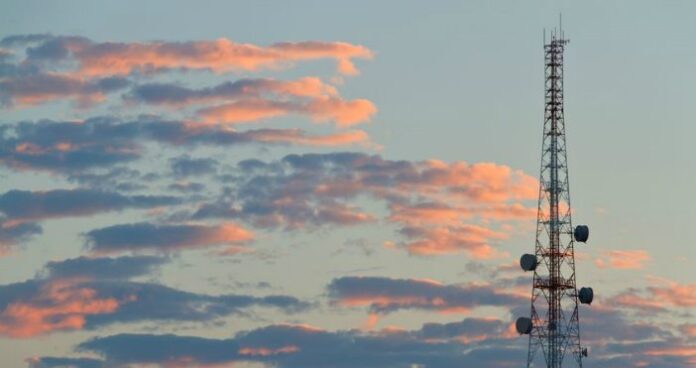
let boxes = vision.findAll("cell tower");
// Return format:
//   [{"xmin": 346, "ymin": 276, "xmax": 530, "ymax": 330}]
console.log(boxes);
[{"xmin": 515, "ymin": 24, "xmax": 594, "ymax": 368}]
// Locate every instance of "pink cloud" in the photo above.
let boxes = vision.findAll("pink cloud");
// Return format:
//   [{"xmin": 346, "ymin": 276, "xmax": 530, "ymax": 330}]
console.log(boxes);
[
  {"xmin": 0, "ymin": 278, "xmax": 120, "ymax": 338},
  {"xmin": 398, "ymin": 224, "xmax": 507, "ymax": 258},
  {"xmin": 238, "ymin": 346, "xmax": 299, "ymax": 356},
  {"xmin": 595, "ymin": 249, "xmax": 651, "ymax": 270},
  {"xmin": 63, "ymin": 38, "xmax": 373, "ymax": 77},
  {"xmin": 195, "ymin": 96, "xmax": 376, "ymax": 127},
  {"xmin": 610, "ymin": 279, "xmax": 696, "ymax": 312},
  {"xmin": 304, "ymin": 97, "xmax": 377, "ymax": 127},
  {"xmin": 246, "ymin": 129, "xmax": 372, "ymax": 147}
]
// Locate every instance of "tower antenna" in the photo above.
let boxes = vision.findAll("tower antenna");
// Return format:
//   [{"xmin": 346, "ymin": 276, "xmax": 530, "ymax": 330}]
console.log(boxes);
[{"xmin": 515, "ymin": 25, "xmax": 594, "ymax": 368}]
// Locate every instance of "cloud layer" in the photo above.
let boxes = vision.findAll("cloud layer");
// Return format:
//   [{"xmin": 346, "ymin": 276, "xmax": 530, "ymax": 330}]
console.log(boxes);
[{"xmin": 0, "ymin": 256, "xmax": 308, "ymax": 338}]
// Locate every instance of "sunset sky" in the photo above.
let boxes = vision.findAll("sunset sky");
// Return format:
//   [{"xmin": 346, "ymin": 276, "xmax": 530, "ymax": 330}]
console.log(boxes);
[{"xmin": 1, "ymin": 1, "xmax": 695, "ymax": 367}]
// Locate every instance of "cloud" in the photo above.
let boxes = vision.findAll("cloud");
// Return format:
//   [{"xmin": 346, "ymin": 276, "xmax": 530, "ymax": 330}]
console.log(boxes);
[
  {"xmin": 191, "ymin": 152, "xmax": 536, "ymax": 256},
  {"xmin": 327, "ymin": 276, "xmax": 524, "ymax": 314},
  {"xmin": 0, "ymin": 219, "xmax": 41, "ymax": 251},
  {"xmin": 0, "ymin": 119, "xmax": 142, "ymax": 172},
  {"xmin": 126, "ymin": 77, "xmax": 338, "ymax": 106},
  {"xmin": 195, "ymin": 96, "xmax": 376, "ymax": 127},
  {"xmin": 608, "ymin": 278, "xmax": 696, "ymax": 312},
  {"xmin": 396, "ymin": 224, "xmax": 507, "ymax": 257},
  {"xmin": 72, "ymin": 315, "xmax": 696, "ymax": 367},
  {"xmin": 0, "ymin": 189, "xmax": 176, "ymax": 256},
  {"xmin": 681, "ymin": 324, "xmax": 696, "ymax": 338},
  {"xmin": 67, "ymin": 167, "xmax": 148, "ymax": 192},
  {"xmin": 302, "ymin": 96, "xmax": 377, "ymax": 127},
  {"xmin": 246, "ymin": 128, "xmax": 372, "ymax": 146},
  {"xmin": 595, "ymin": 249, "xmax": 651, "ymax": 270},
  {"xmin": 124, "ymin": 77, "xmax": 376, "ymax": 127},
  {"xmin": 580, "ymin": 306, "xmax": 673, "ymax": 343},
  {"xmin": 418, "ymin": 318, "xmax": 513, "ymax": 343},
  {"xmin": 1, "ymin": 37, "xmax": 376, "ymax": 123},
  {"xmin": 0, "ymin": 118, "xmax": 372, "ymax": 172},
  {"xmin": 28, "ymin": 304, "xmax": 696, "ymax": 367},
  {"xmin": 0, "ymin": 34, "xmax": 54, "ymax": 47},
  {"xmin": 0, "ymin": 258, "xmax": 308, "ymax": 338},
  {"xmin": 0, "ymin": 278, "xmax": 120, "ymax": 338},
  {"xmin": 84, "ymin": 222, "xmax": 253, "ymax": 254},
  {"xmin": 0, "ymin": 73, "xmax": 129, "ymax": 107},
  {"xmin": 168, "ymin": 182, "xmax": 206, "ymax": 193},
  {"xmin": 40, "ymin": 255, "xmax": 168, "ymax": 280},
  {"xmin": 75, "ymin": 322, "xmax": 521, "ymax": 368},
  {"xmin": 27, "ymin": 357, "xmax": 105, "ymax": 368},
  {"xmin": 169, "ymin": 155, "xmax": 218, "ymax": 177},
  {"xmin": 2, "ymin": 35, "xmax": 373, "ymax": 76},
  {"xmin": 0, "ymin": 188, "xmax": 178, "ymax": 221}
]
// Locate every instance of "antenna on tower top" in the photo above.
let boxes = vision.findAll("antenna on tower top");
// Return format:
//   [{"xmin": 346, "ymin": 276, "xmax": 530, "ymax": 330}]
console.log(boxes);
[{"xmin": 560, "ymin": 13, "xmax": 563, "ymax": 38}]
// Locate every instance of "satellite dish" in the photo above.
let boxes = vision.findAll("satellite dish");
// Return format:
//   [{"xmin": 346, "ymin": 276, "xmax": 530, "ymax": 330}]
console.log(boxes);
[
  {"xmin": 520, "ymin": 254, "xmax": 538, "ymax": 272},
  {"xmin": 579, "ymin": 287, "xmax": 594, "ymax": 305},
  {"xmin": 516, "ymin": 317, "xmax": 533, "ymax": 335},
  {"xmin": 574, "ymin": 225, "xmax": 589, "ymax": 243}
]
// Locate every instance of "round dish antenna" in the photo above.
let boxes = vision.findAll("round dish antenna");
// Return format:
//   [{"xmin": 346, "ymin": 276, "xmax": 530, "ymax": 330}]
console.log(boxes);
[
  {"xmin": 579, "ymin": 287, "xmax": 594, "ymax": 305},
  {"xmin": 516, "ymin": 317, "xmax": 533, "ymax": 335},
  {"xmin": 520, "ymin": 254, "xmax": 538, "ymax": 271},
  {"xmin": 574, "ymin": 225, "xmax": 589, "ymax": 243}
]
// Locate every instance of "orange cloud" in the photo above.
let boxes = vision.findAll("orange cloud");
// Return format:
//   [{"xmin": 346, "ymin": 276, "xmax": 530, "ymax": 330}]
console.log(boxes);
[
  {"xmin": 595, "ymin": 249, "xmax": 651, "ymax": 270},
  {"xmin": 388, "ymin": 202, "xmax": 536, "ymax": 226},
  {"xmin": 198, "ymin": 100, "xmax": 287, "ymax": 124},
  {"xmin": 680, "ymin": 324, "xmax": 696, "ymax": 338},
  {"xmin": 385, "ymin": 161, "xmax": 538, "ymax": 206},
  {"xmin": 305, "ymin": 97, "xmax": 377, "ymax": 127},
  {"xmin": 66, "ymin": 38, "xmax": 373, "ymax": 77},
  {"xmin": 195, "ymin": 97, "xmax": 376, "ymax": 127},
  {"xmin": 248, "ymin": 129, "xmax": 372, "ymax": 147},
  {"xmin": 644, "ymin": 345, "xmax": 696, "ymax": 365},
  {"xmin": 211, "ymin": 223, "xmax": 254, "ymax": 244},
  {"xmin": 362, "ymin": 313, "xmax": 380, "ymax": 330},
  {"xmin": 611, "ymin": 279, "xmax": 696, "ymax": 312},
  {"xmin": 0, "ymin": 278, "xmax": 120, "ymax": 338},
  {"xmin": 238, "ymin": 346, "xmax": 299, "ymax": 356},
  {"xmin": 648, "ymin": 281, "xmax": 696, "ymax": 307},
  {"xmin": 400, "ymin": 224, "xmax": 507, "ymax": 258}
]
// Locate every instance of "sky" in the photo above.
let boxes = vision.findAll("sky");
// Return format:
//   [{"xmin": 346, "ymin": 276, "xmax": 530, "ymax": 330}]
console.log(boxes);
[{"xmin": 0, "ymin": 1, "xmax": 695, "ymax": 367}]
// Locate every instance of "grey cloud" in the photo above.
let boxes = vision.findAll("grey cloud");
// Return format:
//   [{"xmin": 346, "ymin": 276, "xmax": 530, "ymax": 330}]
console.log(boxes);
[
  {"xmin": 0, "ymin": 34, "xmax": 54, "ymax": 47},
  {"xmin": 169, "ymin": 155, "xmax": 218, "ymax": 177},
  {"xmin": 125, "ymin": 79, "xmax": 281, "ymax": 105},
  {"xmin": 0, "ymin": 188, "xmax": 178, "ymax": 220},
  {"xmin": 76, "ymin": 323, "xmax": 523, "ymax": 368},
  {"xmin": 71, "ymin": 316, "xmax": 694, "ymax": 368},
  {"xmin": 27, "ymin": 357, "xmax": 105, "ymax": 368},
  {"xmin": 40, "ymin": 255, "xmax": 168, "ymax": 280},
  {"xmin": 0, "ymin": 117, "xmax": 363, "ymax": 173},
  {"xmin": 327, "ymin": 276, "xmax": 524, "ymax": 314},
  {"xmin": 0, "ymin": 219, "xmax": 41, "ymax": 246},
  {"xmin": 84, "ymin": 222, "xmax": 252, "ymax": 254},
  {"xmin": 0, "ymin": 259, "xmax": 310, "ymax": 337}
]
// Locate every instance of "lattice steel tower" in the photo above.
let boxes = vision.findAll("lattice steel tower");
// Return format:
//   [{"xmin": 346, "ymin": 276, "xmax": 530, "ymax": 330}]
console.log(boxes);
[{"xmin": 515, "ymin": 26, "xmax": 594, "ymax": 368}]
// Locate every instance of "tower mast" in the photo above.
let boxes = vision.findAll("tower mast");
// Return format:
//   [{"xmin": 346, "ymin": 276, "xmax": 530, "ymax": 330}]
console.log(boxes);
[{"xmin": 516, "ymin": 25, "xmax": 594, "ymax": 368}]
